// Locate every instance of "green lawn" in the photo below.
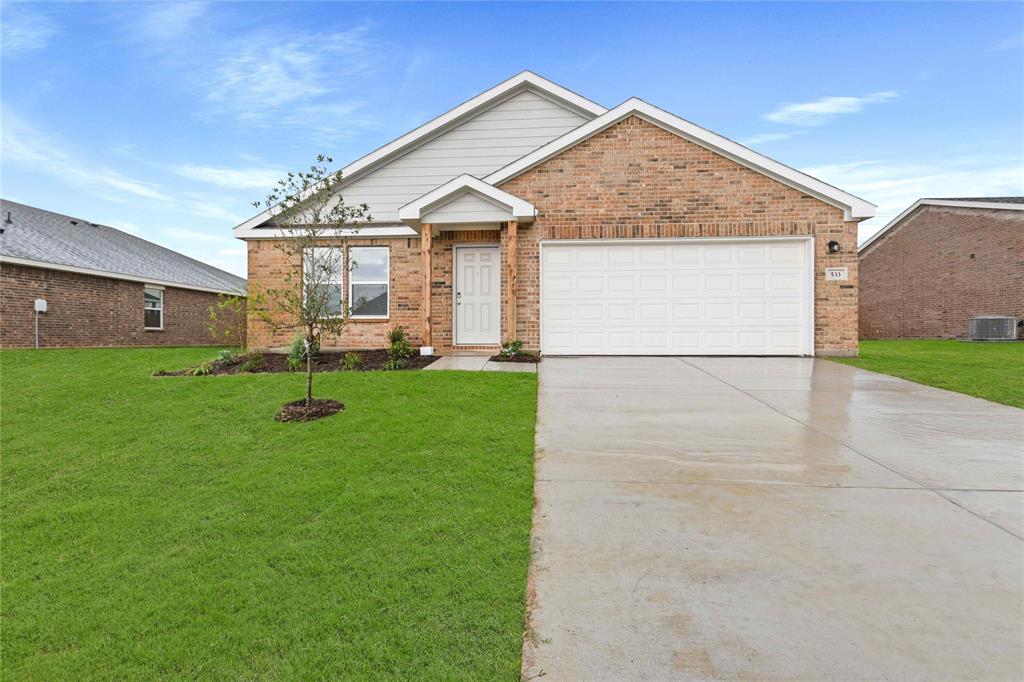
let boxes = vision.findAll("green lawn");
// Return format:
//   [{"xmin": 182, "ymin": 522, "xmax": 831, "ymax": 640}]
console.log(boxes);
[
  {"xmin": 832, "ymin": 340, "xmax": 1024, "ymax": 408},
  {"xmin": 1, "ymin": 348, "xmax": 538, "ymax": 680}
]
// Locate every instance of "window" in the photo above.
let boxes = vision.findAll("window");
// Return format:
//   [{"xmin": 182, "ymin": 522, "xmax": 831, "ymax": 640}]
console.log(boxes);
[
  {"xmin": 303, "ymin": 247, "xmax": 344, "ymax": 317},
  {"xmin": 349, "ymin": 247, "xmax": 389, "ymax": 318},
  {"xmin": 144, "ymin": 287, "xmax": 163, "ymax": 329}
]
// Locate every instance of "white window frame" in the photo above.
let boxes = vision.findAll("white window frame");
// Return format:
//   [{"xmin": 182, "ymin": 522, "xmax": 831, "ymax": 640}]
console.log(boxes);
[
  {"xmin": 303, "ymin": 247, "xmax": 345, "ymax": 318},
  {"xmin": 348, "ymin": 246, "xmax": 390, "ymax": 319},
  {"xmin": 144, "ymin": 285, "xmax": 164, "ymax": 330}
]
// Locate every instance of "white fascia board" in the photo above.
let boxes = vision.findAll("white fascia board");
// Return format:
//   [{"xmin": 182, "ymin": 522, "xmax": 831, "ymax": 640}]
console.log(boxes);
[
  {"xmin": 858, "ymin": 199, "xmax": 1024, "ymax": 254},
  {"xmin": 486, "ymin": 98, "xmax": 877, "ymax": 222},
  {"xmin": 233, "ymin": 224, "xmax": 418, "ymax": 240},
  {"xmin": 0, "ymin": 255, "xmax": 246, "ymax": 296},
  {"xmin": 232, "ymin": 71, "xmax": 606, "ymax": 236},
  {"xmin": 398, "ymin": 174, "xmax": 536, "ymax": 228}
]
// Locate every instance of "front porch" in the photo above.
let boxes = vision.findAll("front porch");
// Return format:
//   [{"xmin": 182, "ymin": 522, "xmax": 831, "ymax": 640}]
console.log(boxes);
[{"xmin": 398, "ymin": 175, "xmax": 535, "ymax": 355}]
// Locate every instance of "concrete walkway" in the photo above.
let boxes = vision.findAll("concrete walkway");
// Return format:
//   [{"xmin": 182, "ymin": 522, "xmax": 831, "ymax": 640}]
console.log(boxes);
[
  {"xmin": 525, "ymin": 356, "xmax": 1024, "ymax": 680},
  {"xmin": 424, "ymin": 355, "xmax": 537, "ymax": 372}
]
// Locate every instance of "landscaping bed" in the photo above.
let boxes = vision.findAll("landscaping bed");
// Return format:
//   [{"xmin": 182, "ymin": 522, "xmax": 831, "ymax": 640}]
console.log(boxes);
[
  {"xmin": 489, "ymin": 352, "xmax": 541, "ymax": 363},
  {"xmin": 155, "ymin": 349, "xmax": 440, "ymax": 376}
]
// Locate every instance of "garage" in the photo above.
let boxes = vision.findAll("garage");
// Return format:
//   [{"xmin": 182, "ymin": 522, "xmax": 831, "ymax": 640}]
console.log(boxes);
[{"xmin": 540, "ymin": 238, "xmax": 813, "ymax": 356}]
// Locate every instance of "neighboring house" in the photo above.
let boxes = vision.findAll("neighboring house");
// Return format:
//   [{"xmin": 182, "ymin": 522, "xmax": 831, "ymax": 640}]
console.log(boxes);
[
  {"xmin": 1, "ymin": 200, "xmax": 246, "ymax": 348},
  {"xmin": 237, "ymin": 71, "xmax": 875, "ymax": 357},
  {"xmin": 859, "ymin": 198, "xmax": 1024, "ymax": 340}
]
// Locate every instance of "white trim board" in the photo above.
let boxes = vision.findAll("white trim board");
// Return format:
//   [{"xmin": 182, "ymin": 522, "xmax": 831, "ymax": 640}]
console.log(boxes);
[
  {"xmin": 859, "ymin": 199, "xmax": 1024, "ymax": 254},
  {"xmin": 0, "ymin": 255, "xmax": 246, "ymax": 296},
  {"xmin": 398, "ymin": 174, "xmax": 536, "ymax": 229},
  {"xmin": 233, "ymin": 71, "xmax": 605, "ymax": 238},
  {"xmin": 487, "ymin": 98, "xmax": 876, "ymax": 222}
]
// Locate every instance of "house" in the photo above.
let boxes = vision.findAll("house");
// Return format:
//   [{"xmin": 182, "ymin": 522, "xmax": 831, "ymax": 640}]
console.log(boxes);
[
  {"xmin": 237, "ymin": 71, "xmax": 875, "ymax": 357},
  {"xmin": 859, "ymin": 197, "xmax": 1024, "ymax": 339},
  {"xmin": 1, "ymin": 200, "xmax": 246, "ymax": 348}
]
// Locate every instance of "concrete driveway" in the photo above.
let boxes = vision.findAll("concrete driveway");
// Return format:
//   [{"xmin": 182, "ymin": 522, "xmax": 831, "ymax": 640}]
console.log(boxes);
[{"xmin": 525, "ymin": 357, "xmax": 1023, "ymax": 681}]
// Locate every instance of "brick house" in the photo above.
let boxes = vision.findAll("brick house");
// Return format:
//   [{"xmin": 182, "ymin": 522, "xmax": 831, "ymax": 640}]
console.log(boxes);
[
  {"xmin": 237, "ymin": 72, "xmax": 875, "ymax": 357},
  {"xmin": 858, "ymin": 197, "xmax": 1024, "ymax": 339},
  {"xmin": 1, "ymin": 200, "xmax": 246, "ymax": 348}
]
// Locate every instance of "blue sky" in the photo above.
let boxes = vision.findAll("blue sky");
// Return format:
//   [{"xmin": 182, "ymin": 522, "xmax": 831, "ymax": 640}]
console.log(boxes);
[{"xmin": 2, "ymin": 1, "xmax": 1021, "ymax": 277}]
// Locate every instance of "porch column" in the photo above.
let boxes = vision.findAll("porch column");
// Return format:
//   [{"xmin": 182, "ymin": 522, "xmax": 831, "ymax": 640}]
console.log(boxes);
[
  {"xmin": 420, "ymin": 224, "xmax": 433, "ymax": 352},
  {"xmin": 506, "ymin": 219, "xmax": 517, "ymax": 342}
]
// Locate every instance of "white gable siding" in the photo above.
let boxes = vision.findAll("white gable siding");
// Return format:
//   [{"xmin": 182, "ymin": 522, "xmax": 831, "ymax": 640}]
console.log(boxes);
[
  {"xmin": 342, "ymin": 89, "xmax": 588, "ymax": 222},
  {"xmin": 422, "ymin": 191, "xmax": 512, "ymax": 225}
]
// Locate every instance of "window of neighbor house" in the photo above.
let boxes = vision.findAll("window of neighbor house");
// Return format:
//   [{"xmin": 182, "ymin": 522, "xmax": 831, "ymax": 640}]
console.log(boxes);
[
  {"xmin": 144, "ymin": 287, "xmax": 164, "ymax": 329},
  {"xmin": 349, "ymin": 247, "xmax": 389, "ymax": 318},
  {"xmin": 303, "ymin": 247, "xmax": 345, "ymax": 317}
]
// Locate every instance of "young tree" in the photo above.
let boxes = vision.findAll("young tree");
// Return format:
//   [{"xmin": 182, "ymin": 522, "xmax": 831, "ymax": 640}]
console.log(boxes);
[
  {"xmin": 208, "ymin": 293, "xmax": 251, "ymax": 352},
  {"xmin": 252, "ymin": 155, "xmax": 372, "ymax": 408}
]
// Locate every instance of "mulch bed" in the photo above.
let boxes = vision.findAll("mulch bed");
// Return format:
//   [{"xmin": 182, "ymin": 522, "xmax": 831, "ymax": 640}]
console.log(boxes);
[
  {"xmin": 154, "ymin": 350, "xmax": 439, "ymax": 377},
  {"xmin": 488, "ymin": 353, "xmax": 542, "ymax": 363},
  {"xmin": 275, "ymin": 398, "xmax": 344, "ymax": 422}
]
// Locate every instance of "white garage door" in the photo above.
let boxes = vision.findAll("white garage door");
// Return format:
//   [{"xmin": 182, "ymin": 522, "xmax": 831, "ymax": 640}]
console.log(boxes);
[{"xmin": 541, "ymin": 238, "xmax": 812, "ymax": 356}]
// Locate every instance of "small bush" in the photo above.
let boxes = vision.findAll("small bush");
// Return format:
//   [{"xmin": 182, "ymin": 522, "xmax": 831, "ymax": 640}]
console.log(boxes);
[
  {"xmin": 382, "ymin": 357, "xmax": 405, "ymax": 371},
  {"xmin": 288, "ymin": 333, "xmax": 320, "ymax": 365},
  {"xmin": 287, "ymin": 356, "xmax": 303, "ymax": 372},
  {"xmin": 386, "ymin": 326, "xmax": 413, "ymax": 363},
  {"xmin": 189, "ymin": 361, "xmax": 214, "ymax": 376},
  {"xmin": 217, "ymin": 349, "xmax": 238, "ymax": 363},
  {"xmin": 500, "ymin": 340, "xmax": 524, "ymax": 358},
  {"xmin": 341, "ymin": 352, "xmax": 363, "ymax": 371},
  {"xmin": 238, "ymin": 353, "xmax": 264, "ymax": 373}
]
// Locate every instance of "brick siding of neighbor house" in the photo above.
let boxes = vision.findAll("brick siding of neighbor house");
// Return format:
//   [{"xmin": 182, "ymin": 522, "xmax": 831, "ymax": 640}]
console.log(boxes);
[
  {"xmin": 246, "ymin": 116, "xmax": 860, "ymax": 356},
  {"xmin": 859, "ymin": 205, "xmax": 1024, "ymax": 339},
  {"xmin": 0, "ymin": 264, "xmax": 244, "ymax": 348}
]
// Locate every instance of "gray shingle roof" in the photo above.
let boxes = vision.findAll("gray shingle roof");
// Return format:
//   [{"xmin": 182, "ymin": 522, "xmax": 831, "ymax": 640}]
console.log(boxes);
[
  {"xmin": 924, "ymin": 197, "xmax": 1024, "ymax": 204},
  {"xmin": 0, "ymin": 200, "xmax": 246, "ymax": 294}
]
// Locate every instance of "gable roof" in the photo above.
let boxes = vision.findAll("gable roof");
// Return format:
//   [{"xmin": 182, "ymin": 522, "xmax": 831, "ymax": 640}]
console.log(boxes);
[
  {"xmin": 859, "ymin": 197, "xmax": 1024, "ymax": 254},
  {"xmin": 398, "ymin": 174, "xmax": 535, "ymax": 229},
  {"xmin": 0, "ymin": 200, "xmax": 246, "ymax": 294},
  {"xmin": 486, "ymin": 98, "xmax": 876, "ymax": 221},
  {"xmin": 234, "ymin": 71, "xmax": 605, "ymax": 237}
]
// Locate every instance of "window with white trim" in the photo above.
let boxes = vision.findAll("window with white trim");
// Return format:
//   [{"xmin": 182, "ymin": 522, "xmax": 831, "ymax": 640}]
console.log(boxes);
[
  {"xmin": 144, "ymin": 287, "xmax": 163, "ymax": 329},
  {"xmin": 303, "ymin": 247, "xmax": 345, "ymax": 317},
  {"xmin": 348, "ymin": 247, "xmax": 389, "ymax": 318}
]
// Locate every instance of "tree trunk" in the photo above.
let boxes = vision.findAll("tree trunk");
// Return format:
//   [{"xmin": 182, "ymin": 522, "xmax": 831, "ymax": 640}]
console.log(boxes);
[{"xmin": 305, "ymin": 331, "xmax": 313, "ymax": 407}]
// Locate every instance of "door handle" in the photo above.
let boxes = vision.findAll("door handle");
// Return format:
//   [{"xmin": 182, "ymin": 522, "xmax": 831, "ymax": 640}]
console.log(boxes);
[{"xmin": 456, "ymin": 291, "xmax": 462, "ymax": 305}]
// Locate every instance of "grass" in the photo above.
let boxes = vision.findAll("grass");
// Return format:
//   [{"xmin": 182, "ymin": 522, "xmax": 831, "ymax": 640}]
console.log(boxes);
[
  {"xmin": 1, "ymin": 348, "xmax": 538, "ymax": 680},
  {"xmin": 832, "ymin": 339, "xmax": 1024, "ymax": 408}
]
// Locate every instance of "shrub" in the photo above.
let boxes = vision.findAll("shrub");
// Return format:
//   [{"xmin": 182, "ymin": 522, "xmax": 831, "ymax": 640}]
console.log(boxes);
[
  {"xmin": 500, "ymin": 340, "xmax": 524, "ymax": 358},
  {"xmin": 189, "ymin": 361, "xmax": 214, "ymax": 376},
  {"xmin": 217, "ymin": 349, "xmax": 238, "ymax": 363},
  {"xmin": 238, "ymin": 353, "xmax": 264, "ymax": 373},
  {"xmin": 288, "ymin": 333, "xmax": 320, "ymax": 367},
  {"xmin": 386, "ymin": 326, "xmax": 413, "ymax": 363},
  {"xmin": 382, "ymin": 357, "xmax": 405, "ymax": 371},
  {"xmin": 341, "ymin": 352, "xmax": 363, "ymax": 371},
  {"xmin": 287, "ymin": 356, "xmax": 303, "ymax": 372}
]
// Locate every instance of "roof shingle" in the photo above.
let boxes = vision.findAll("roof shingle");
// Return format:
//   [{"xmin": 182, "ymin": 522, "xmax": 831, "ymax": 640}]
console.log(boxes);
[{"xmin": 0, "ymin": 200, "xmax": 246, "ymax": 294}]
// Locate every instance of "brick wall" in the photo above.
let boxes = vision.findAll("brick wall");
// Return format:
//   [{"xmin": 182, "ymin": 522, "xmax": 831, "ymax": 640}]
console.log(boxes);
[
  {"xmin": 0, "ymin": 263, "xmax": 243, "ymax": 348},
  {"xmin": 245, "ymin": 116, "xmax": 861, "ymax": 356},
  {"xmin": 859, "ymin": 205, "xmax": 1024, "ymax": 339},
  {"xmin": 498, "ymin": 116, "xmax": 859, "ymax": 355}
]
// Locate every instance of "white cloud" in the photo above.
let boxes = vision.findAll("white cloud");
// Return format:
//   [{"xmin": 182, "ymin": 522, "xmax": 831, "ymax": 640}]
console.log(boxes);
[
  {"xmin": 185, "ymin": 201, "xmax": 243, "ymax": 224},
  {"xmin": 1, "ymin": 109, "xmax": 170, "ymax": 201},
  {"xmin": 107, "ymin": 220, "xmax": 142, "ymax": 234},
  {"xmin": 990, "ymin": 31, "xmax": 1023, "ymax": 51},
  {"xmin": 803, "ymin": 157, "xmax": 1024, "ymax": 244},
  {"xmin": 1, "ymin": 5, "xmax": 59, "ymax": 56},
  {"xmin": 131, "ymin": 2, "xmax": 207, "ymax": 45},
  {"xmin": 163, "ymin": 227, "xmax": 237, "ymax": 244},
  {"xmin": 200, "ymin": 26, "xmax": 377, "ymax": 137},
  {"xmin": 765, "ymin": 91, "xmax": 901, "ymax": 126},
  {"xmin": 740, "ymin": 131, "xmax": 802, "ymax": 146},
  {"xmin": 172, "ymin": 164, "xmax": 285, "ymax": 189}
]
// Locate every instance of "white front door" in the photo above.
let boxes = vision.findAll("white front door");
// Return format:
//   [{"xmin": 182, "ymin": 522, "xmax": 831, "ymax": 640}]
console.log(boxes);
[
  {"xmin": 540, "ymin": 238, "xmax": 813, "ymax": 355},
  {"xmin": 455, "ymin": 246, "xmax": 501, "ymax": 345}
]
